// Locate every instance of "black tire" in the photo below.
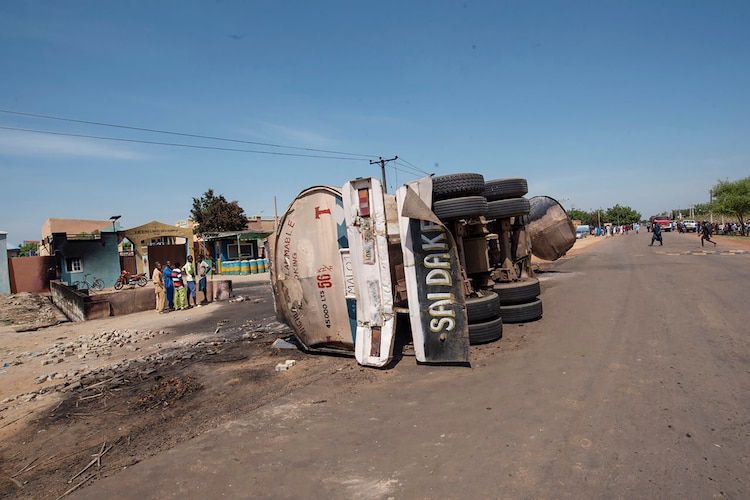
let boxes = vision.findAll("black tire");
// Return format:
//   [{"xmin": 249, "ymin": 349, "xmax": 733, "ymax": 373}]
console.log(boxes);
[
  {"xmin": 493, "ymin": 278, "xmax": 540, "ymax": 305},
  {"xmin": 486, "ymin": 197, "xmax": 530, "ymax": 219},
  {"xmin": 484, "ymin": 178, "xmax": 528, "ymax": 201},
  {"xmin": 499, "ymin": 299, "xmax": 543, "ymax": 323},
  {"xmin": 114, "ymin": 281, "xmax": 123, "ymax": 290},
  {"xmin": 137, "ymin": 276, "xmax": 148, "ymax": 287},
  {"xmin": 469, "ymin": 316, "xmax": 503, "ymax": 345},
  {"xmin": 466, "ymin": 292, "xmax": 500, "ymax": 323},
  {"xmin": 432, "ymin": 173, "xmax": 485, "ymax": 201},
  {"xmin": 433, "ymin": 196, "xmax": 487, "ymax": 220},
  {"xmin": 92, "ymin": 279, "xmax": 105, "ymax": 291}
]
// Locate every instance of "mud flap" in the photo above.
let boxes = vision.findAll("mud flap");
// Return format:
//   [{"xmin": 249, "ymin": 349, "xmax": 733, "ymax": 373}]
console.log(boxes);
[
  {"xmin": 343, "ymin": 178, "xmax": 396, "ymax": 367},
  {"xmin": 396, "ymin": 178, "xmax": 470, "ymax": 363}
]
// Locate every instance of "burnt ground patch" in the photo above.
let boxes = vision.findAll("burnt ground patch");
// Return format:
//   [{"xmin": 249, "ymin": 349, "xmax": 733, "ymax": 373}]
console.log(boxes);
[{"xmin": 0, "ymin": 327, "xmax": 349, "ymax": 500}]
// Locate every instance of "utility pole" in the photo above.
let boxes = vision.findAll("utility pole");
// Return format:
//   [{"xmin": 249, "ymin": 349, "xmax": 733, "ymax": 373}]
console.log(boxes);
[{"xmin": 370, "ymin": 156, "xmax": 398, "ymax": 193}]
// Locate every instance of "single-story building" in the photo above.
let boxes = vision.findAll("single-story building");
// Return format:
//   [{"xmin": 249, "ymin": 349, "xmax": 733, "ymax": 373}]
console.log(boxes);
[
  {"xmin": 39, "ymin": 218, "xmax": 122, "ymax": 288},
  {"xmin": 200, "ymin": 219, "xmax": 274, "ymax": 274}
]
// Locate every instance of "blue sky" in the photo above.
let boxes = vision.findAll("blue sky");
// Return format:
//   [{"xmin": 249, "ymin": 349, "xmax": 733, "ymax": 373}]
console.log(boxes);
[{"xmin": 1, "ymin": 0, "xmax": 749, "ymax": 244}]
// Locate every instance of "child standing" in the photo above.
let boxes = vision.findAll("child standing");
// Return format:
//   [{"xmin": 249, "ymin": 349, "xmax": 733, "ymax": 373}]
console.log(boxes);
[{"xmin": 171, "ymin": 262, "xmax": 187, "ymax": 310}]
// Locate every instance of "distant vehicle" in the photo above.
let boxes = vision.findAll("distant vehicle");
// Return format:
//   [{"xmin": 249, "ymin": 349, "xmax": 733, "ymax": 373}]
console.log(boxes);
[
  {"xmin": 575, "ymin": 225, "xmax": 590, "ymax": 239},
  {"xmin": 651, "ymin": 216, "xmax": 673, "ymax": 232},
  {"xmin": 682, "ymin": 220, "xmax": 697, "ymax": 232}
]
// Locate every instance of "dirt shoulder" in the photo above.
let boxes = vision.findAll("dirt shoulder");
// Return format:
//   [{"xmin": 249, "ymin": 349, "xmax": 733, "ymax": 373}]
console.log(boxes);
[
  {"xmin": 1, "ymin": 282, "xmax": 332, "ymax": 499},
  {"xmin": 0, "ymin": 294, "xmax": 68, "ymax": 332},
  {"xmin": 712, "ymin": 234, "xmax": 750, "ymax": 249},
  {"xmin": 0, "ymin": 275, "xmax": 536, "ymax": 499},
  {"xmin": 532, "ymin": 234, "xmax": 609, "ymax": 268}
]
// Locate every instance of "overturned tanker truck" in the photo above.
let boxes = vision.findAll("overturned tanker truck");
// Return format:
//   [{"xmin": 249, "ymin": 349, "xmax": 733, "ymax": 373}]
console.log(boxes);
[{"xmin": 270, "ymin": 173, "xmax": 575, "ymax": 368}]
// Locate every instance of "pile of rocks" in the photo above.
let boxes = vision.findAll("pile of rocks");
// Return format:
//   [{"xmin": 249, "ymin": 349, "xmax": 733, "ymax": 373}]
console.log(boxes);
[
  {"xmin": 0, "ymin": 292, "xmax": 68, "ymax": 331},
  {"xmin": 14, "ymin": 328, "xmax": 169, "ymax": 365}
]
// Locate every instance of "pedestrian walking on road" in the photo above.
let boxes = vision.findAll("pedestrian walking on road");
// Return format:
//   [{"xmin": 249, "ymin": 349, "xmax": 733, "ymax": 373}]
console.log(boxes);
[
  {"xmin": 152, "ymin": 262, "xmax": 166, "ymax": 313},
  {"xmin": 162, "ymin": 260, "xmax": 174, "ymax": 310},
  {"xmin": 183, "ymin": 256, "xmax": 197, "ymax": 308},
  {"xmin": 650, "ymin": 222, "xmax": 663, "ymax": 246},
  {"xmin": 198, "ymin": 256, "xmax": 209, "ymax": 305},
  {"xmin": 701, "ymin": 221, "xmax": 717, "ymax": 247},
  {"xmin": 171, "ymin": 262, "xmax": 187, "ymax": 310}
]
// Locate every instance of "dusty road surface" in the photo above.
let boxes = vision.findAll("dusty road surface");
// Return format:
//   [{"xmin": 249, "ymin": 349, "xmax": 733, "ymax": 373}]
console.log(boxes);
[
  {"xmin": 73, "ymin": 231, "xmax": 750, "ymax": 499},
  {"xmin": 4, "ymin": 233, "xmax": 749, "ymax": 499}
]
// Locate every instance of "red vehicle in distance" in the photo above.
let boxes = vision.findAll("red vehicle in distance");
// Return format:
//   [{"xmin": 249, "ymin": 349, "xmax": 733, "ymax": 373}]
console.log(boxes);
[{"xmin": 650, "ymin": 216, "xmax": 673, "ymax": 232}]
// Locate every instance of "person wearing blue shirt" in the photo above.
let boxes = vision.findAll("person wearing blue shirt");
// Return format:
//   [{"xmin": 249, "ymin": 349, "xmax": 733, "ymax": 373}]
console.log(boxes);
[{"xmin": 162, "ymin": 260, "xmax": 174, "ymax": 310}]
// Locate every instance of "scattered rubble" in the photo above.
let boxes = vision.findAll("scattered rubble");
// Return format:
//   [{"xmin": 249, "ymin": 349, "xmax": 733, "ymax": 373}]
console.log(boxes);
[
  {"xmin": 271, "ymin": 338, "xmax": 298, "ymax": 350},
  {"xmin": 10, "ymin": 328, "xmax": 169, "ymax": 367},
  {"xmin": 1, "ymin": 326, "xmax": 297, "ymax": 412},
  {"xmin": 275, "ymin": 359, "xmax": 297, "ymax": 372},
  {"xmin": 0, "ymin": 292, "xmax": 68, "ymax": 331}
]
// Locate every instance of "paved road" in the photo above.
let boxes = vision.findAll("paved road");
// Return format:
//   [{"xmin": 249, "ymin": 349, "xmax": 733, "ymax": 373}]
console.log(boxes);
[{"xmin": 78, "ymin": 232, "xmax": 750, "ymax": 499}]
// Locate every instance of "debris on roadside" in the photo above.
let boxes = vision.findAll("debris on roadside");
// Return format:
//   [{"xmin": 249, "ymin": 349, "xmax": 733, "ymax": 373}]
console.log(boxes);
[
  {"xmin": 134, "ymin": 375, "xmax": 202, "ymax": 410},
  {"xmin": 10, "ymin": 329, "xmax": 169, "ymax": 367},
  {"xmin": 0, "ymin": 292, "xmax": 68, "ymax": 331},
  {"xmin": 274, "ymin": 359, "xmax": 297, "ymax": 372},
  {"xmin": 271, "ymin": 338, "xmax": 298, "ymax": 350}
]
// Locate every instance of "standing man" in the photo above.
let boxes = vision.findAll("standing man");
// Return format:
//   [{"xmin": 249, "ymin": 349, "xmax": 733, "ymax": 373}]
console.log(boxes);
[
  {"xmin": 701, "ymin": 221, "xmax": 717, "ymax": 247},
  {"xmin": 152, "ymin": 262, "xmax": 166, "ymax": 313},
  {"xmin": 198, "ymin": 256, "xmax": 210, "ymax": 306},
  {"xmin": 649, "ymin": 221, "xmax": 663, "ymax": 246},
  {"xmin": 182, "ymin": 255, "xmax": 196, "ymax": 308},
  {"xmin": 171, "ymin": 262, "xmax": 187, "ymax": 310},
  {"xmin": 162, "ymin": 260, "xmax": 174, "ymax": 311}
]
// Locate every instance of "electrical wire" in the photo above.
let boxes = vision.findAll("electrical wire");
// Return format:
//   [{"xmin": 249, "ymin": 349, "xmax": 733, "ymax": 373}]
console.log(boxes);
[
  {"xmin": 398, "ymin": 160, "xmax": 430, "ymax": 175},
  {"xmin": 0, "ymin": 125, "xmax": 369, "ymax": 161},
  {"xmin": 391, "ymin": 164, "xmax": 422, "ymax": 179},
  {"xmin": 394, "ymin": 160, "xmax": 428, "ymax": 176},
  {"xmin": 0, "ymin": 108, "xmax": 378, "ymax": 158}
]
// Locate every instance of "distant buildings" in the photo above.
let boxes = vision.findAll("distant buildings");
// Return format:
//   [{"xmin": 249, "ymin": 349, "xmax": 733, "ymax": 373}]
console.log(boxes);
[{"xmin": 39, "ymin": 218, "xmax": 121, "ymax": 288}]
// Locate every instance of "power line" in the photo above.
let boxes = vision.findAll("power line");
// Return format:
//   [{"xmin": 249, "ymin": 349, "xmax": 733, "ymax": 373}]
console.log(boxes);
[
  {"xmin": 391, "ymin": 164, "xmax": 422, "ymax": 179},
  {"xmin": 0, "ymin": 108, "xmax": 378, "ymax": 159},
  {"xmin": 398, "ymin": 157, "xmax": 430, "ymax": 175},
  {"xmin": 394, "ymin": 160, "xmax": 428, "ymax": 176},
  {"xmin": 0, "ymin": 125, "xmax": 369, "ymax": 161},
  {"xmin": 395, "ymin": 160, "xmax": 429, "ymax": 176}
]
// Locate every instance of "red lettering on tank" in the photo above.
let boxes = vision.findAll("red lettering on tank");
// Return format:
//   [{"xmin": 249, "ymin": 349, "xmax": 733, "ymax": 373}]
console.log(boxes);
[{"xmin": 315, "ymin": 207, "xmax": 331, "ymax": 219}]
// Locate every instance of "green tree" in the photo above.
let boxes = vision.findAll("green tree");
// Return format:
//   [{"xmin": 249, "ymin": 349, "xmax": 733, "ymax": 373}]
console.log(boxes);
[
  {"xmin": 18, "ymin": 241, "xmax": 38, "ymax": 256},
  {"xmin": 711, "ymin": 177, "xmax": 750, "ymax": 236},
  {"xmin": 605, "ymin": 204, "xmax": 641, "ymax": 225},
  {"xmin": 190, "ymin": 189, "xmax": 249, "ymax": 235},
  {"xmin": 567, "ymin": 209, "xmax": 591, "ymax": 224}
]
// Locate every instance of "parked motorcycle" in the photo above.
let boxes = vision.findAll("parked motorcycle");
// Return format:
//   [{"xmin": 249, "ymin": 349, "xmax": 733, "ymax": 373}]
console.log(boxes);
[{"xmin": 114, "ymin": 270, "xmax": 148, "ymax": 290}]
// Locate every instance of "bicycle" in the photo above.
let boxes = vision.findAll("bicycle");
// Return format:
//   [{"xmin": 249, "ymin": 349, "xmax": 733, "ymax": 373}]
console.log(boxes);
[{"xmin": 73, "ymin": 273, "xmax": 105, "ymax": 291}]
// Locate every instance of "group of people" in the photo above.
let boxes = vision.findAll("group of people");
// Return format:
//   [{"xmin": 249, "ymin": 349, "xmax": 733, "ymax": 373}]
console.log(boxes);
[
  {"xmin": 650, "ymin": 220, "xmax": 719, "ymax": 247},
  {"xmin": 701, "ymin": 221, "xmax": 749, "ymax": 235},
  {"xmin": 604, "ymin": 224, "xmax": 638, "ymax": 236},
  {"xmin": 151, "ymin": 256, "xmax": 211, "ymax": 313}
]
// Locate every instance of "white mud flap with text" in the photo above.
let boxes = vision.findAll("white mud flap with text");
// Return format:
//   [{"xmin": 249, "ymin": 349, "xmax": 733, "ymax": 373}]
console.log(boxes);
[
  {"xmin": 396, "ymin": 177, "xmax": 470, "ymax": 363},
  {"xmin": 343, "ymin": 178, "xmax": 396, "ymax": 367}
]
